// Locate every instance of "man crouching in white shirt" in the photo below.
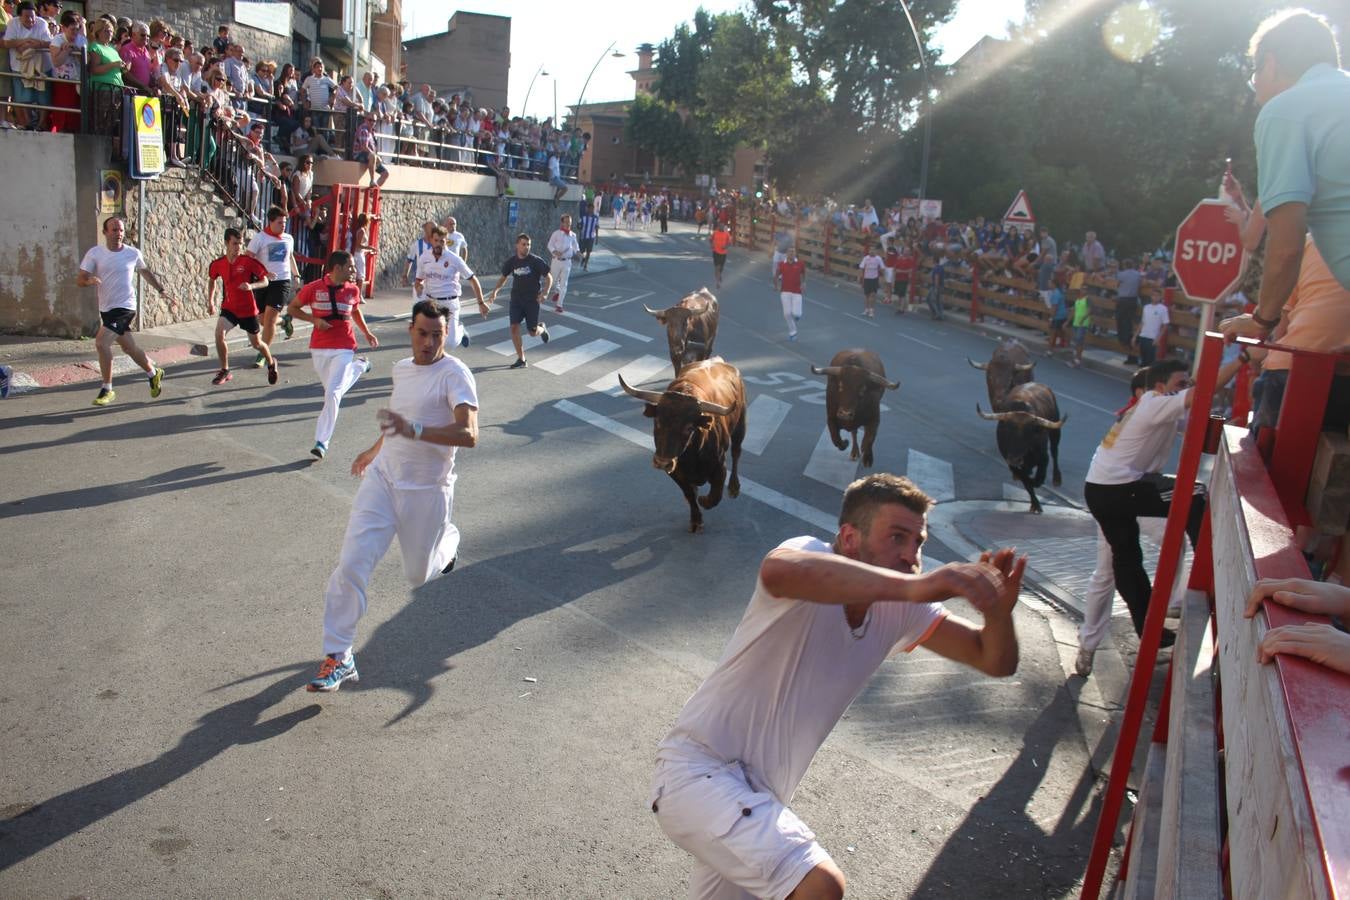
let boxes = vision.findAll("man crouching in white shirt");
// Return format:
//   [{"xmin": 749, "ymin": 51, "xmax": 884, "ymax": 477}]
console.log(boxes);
[
  {"xmin": 546, "ymin": 213, "xmax": 580, "ymax": 314},
  {"xmin": 650, "ymin": 473, "xmax": 1025, "ymax": 899}
]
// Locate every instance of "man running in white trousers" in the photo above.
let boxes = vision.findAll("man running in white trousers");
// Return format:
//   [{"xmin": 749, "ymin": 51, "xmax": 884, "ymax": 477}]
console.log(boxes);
[
  {"xmin": 774, "ymin": 245, "xmax": 807, "ymax": 342},
  {"xmin": 414, "ymin": 225, "xmax": 488, "ymax": 350},
  {"xmin": 286, "ymin": 251, "xmax": 378, "ymax": 460},
  {"xmin": 77, "ymin": 216, "xmax": 177, "ymax": 407},
  {"xmin": 547, "ymin": 213, "xmax": 580, "ymax": 314},
  {"xmin": 307, "ymin": 298, "xmax": 479, "ymax": 692},
  {"xmin": 651, "ymin": 474, "xmax": 1025, "ymax": 899}
]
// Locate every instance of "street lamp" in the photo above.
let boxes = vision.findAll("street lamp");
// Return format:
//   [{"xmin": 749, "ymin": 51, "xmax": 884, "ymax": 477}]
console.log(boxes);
[
  {"xmin": 574, "ymin": 42, "xmax": 626, "ymax": 121},
  {"xmin": 522, "ymin": 63, "xmax": 549, "ymax": 119},
  {"xmin": 897, "ymin": 0, "xmax": 933, "ymax": 201}
]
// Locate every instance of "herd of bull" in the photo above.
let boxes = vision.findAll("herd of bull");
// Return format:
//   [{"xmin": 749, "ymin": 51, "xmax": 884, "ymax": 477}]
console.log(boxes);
[{"xmin": 618, "ymin": 290, "xmax": 1069, "ymax": 531}]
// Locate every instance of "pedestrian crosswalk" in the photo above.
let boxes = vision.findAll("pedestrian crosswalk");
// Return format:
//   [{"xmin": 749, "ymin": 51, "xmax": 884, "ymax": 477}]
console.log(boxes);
[{"xmin": 470, "ymin": 309, "xmax": 1055, "ymax": 510}]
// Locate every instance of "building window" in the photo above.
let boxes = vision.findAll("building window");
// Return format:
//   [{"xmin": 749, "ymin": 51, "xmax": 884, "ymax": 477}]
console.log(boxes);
[{"xmin": 292, "ymin": 32, "xmax": 312, "ymax": 71}]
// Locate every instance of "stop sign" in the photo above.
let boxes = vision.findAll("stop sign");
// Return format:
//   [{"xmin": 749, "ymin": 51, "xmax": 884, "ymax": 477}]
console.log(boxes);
[{"xmin": 1172, "ymin": 200, "xmax": 1245, "ymax": 301}]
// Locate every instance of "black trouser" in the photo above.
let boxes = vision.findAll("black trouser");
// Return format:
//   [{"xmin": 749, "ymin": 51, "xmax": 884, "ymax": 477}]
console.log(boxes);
[
  {"xmin": 1116, "ymin": 297, "xmax": 1138, "ymax": 356},
  {"xmin": 1138, "ymin": 336, "xmax": 1156, "ymax": 366},
  {"xmin": 1084, "ymin": 476, "xmax": 1205, "ymax": 635}
]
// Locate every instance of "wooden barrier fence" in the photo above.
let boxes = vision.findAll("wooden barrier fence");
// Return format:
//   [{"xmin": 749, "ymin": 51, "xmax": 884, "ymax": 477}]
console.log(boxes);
[{"xmin": 732, "ymin": 208, "xmax": 1212, "ymax": 361}]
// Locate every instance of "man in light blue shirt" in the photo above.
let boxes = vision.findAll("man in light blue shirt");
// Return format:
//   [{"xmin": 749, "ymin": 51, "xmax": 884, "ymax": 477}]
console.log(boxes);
[{"xmin": 1224, "ymin": 9, "xmax": 1348, "ymax": 341}]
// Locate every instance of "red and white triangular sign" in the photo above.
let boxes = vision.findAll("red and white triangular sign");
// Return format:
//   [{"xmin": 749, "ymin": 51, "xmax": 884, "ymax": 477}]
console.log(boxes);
[{"xmin": 1003, "ymin": 190, "xmax": 1035, "ymax": 225}]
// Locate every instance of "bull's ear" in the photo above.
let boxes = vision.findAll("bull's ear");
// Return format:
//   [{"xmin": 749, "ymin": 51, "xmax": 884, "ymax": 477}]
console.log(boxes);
[
  {"xmin": 654, "ymin": 312, "xmax": 668, "ymax": 324},
  {"xmin": 643, "ymin": 404, "xmax": 658, "ymax": 418}
]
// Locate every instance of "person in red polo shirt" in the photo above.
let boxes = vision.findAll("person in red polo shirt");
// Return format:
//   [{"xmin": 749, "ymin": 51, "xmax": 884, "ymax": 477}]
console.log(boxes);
[
  {"xmin": 893, "ymin": 240, "xmax": 918, "ymax": 313},
  {"xmin": 286, "ymin": 251, "xmax": 379, "ymax": 460},
  {"xmin": 775, "ymin": 245, "xmax": 807, "ymax": 342},
  {"xmin": 206, "ymin": 228, "xmax": 276, "ymax": 386}
]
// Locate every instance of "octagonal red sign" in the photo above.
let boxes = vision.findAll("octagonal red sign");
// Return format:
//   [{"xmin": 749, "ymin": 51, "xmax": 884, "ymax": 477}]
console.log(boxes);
[{"xmin": 1173, "ymin": 200, "xmax": 1245, "ymax": 302}]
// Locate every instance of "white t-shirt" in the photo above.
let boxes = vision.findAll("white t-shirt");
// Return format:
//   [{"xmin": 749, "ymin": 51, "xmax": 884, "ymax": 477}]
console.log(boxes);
[
  {"xmin": 1138, "ymin": 302, "xmax": 1170, "ymax": 341},
  {"xmin": 547, "ymin": 229, "xmax": 580, "ymax": 261},
  {"xmin": 859, "ymin": 254, "xmax": 885, "ymax": 279},
  {"xmin": 657, "ymin": 535, "xmax": 945, "ymax": 800},
  {"xmin": 247, "ymin": 229, "xmax": 294, "ymax": 281},
  {"xmin": 373, "ymin": 355, "xmax": 479, "ymax": 489},
  {"xmin": 1086, "ymin": 389, "xmax": 1189, "ymax": 485},
  {"xmin": 50, "ymin": 32, "xmax": 81, "ymax": 81},
  {"xmin": 446, "ymin": 231, "xmax": 468, "ymax": 258},
  {"xmin": 5, "ymin": 17, "xmax": 51, "ymax": 73},
  {"xmin": 416, "ymin": 247, "xmax": 474, "ymax": 299},
  {"xmin": 406, "ymin": 237, "xmax": 433, "ymax": 277},
  {"xmin": 79, "ymin": 244, "xmax": 146, "ymax": 312}
]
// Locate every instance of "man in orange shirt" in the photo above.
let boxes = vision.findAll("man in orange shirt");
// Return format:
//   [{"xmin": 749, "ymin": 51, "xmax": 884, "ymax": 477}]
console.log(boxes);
[{"xmin": 710, "ymin": 222, "xmax": 732, "ymax": 290}]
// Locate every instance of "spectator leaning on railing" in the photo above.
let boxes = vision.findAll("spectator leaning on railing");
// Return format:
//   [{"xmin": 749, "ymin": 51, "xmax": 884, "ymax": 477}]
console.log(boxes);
[
  {"xmin": 48, "ymin": 9, "xmax": 81, "ymax": 133},
  {"xmin": 4, "ymin": 1, "xmax": 53, "ymax": 130}
]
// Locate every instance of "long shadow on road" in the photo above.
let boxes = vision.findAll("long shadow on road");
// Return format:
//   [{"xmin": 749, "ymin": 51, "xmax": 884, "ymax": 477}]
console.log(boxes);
[{"xmin": 0, "ymin": 667, "xmax": 319, "ymax": 872}]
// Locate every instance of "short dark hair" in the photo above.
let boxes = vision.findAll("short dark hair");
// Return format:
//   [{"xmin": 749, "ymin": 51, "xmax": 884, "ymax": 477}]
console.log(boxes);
[
  {"xmin": 1249, "ymin": 10, "xmax": 1340, "ymax": 76},
  {"xmin": 515, "ymin": 232, "xmax": 531, "ymax": 243},
  {"xmin": 411, "ymin": 299, "xmax": 450, "ymax": 324},
  {"xmin": 224, "ymin": 227, "xmax": 241, "ymax": 242},
  {"xmin": 839, "ymin": 474, "xmax": 932, "ymax": 533},
  {"xmin": 1147, "ymin": 358, "xmax": 1188, "ymax": 388},
  {"xmin": 102, "ymin": 214, "xmax": 125, "ymax": 233},
  {"xmin": 59, "ymin": 10, "xmax": 79, "ymax": 26},
  {"xmin": 324, "ymin": 250, "xmax": 352, "ymax": 272},
  {"xmin": 1130, "ymin": 367, "xmax": 1149, "ymax": 394},
  {"xmin": 16, "ymin": 1, "xmax": 34, "ymax": 13},
  {"xmin": 266, "ymin": 205, "xmax": 285, "ymax": 224}
]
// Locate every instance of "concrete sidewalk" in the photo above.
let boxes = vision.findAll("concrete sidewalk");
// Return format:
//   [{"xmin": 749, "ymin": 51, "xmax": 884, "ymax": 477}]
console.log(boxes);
[{"xmin": 0, "ymin": 243, "xmax": 624, "ymax": 395}]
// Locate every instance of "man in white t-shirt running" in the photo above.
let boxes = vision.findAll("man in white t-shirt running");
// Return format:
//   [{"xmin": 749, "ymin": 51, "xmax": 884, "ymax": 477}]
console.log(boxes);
[
  {"xmin": 77, "ymin": 216, "xmax": 178, "ymax": 407},
  {"xmin": 857, "ymin": 249, "xmax": 885, "ymax": 318},
  {"xmin": 651, "ymin": 473, "xmax": 1026, "ymax": 899},
  {"xmin": 1083, "ymin": 357, "xmax": 1244, "ymax": 638},
  {"xmin": 403, "ymin": 220, "xmax": 437, "ymax": 291},
  {"xmin": 306, "ymin": 298, "xmax": 480, "ymax": 692},
  {"xmin": 546, "ymin": 213, "xmax": 580, "ymax": 314},
  {"xmin": 245, "ymin": 206, "xmax": 302, "ymax": 366},
  {"xmin": 414, "ymin": 225, "xmax": 488, "ymax": 350}
]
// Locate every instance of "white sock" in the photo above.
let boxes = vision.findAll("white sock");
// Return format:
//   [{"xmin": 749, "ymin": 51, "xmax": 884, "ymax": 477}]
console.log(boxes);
[
  {"xmin": 145, "ymin": 360, "xmax": 157, "ymax": 375},
  {"xmin": 102, "ymin": 382, "xmax": 112, "ymax": 390}
]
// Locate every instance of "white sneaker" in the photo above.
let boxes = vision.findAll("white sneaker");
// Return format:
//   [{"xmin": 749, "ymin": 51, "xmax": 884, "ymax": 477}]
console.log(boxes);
[{"xmin": 1074, "ymin": 647, "xmax": 1095, "ymax": 677}]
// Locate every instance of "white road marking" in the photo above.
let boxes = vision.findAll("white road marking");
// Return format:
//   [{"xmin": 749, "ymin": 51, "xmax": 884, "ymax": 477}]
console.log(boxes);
[
  {"xmin": 465, "ymin": 317, "xmax": 513, "ymax": 337},
  {"xmin": 598, "ymin": 290, "xmax": 655, "ymax": 309},
  {"xmin": 558, "ymin": 310, "xmax": 653, "ymax": 342},
  {"xmin": 1054, "ymin": 390, "xmax": 1115, "ymax": 417},
  {"xmin": 845, "ymin": 313, "xmax": 879, "ymax": 327},
  {"xmin": 486, "ymin": 325, "xmax": 578, "ymax": 357},
  {"xmin": 741, "ymin": 395, "xmax": 792, "ymax": 455},
  {"xmin": 554, "ymin": 399, "xmax": 837, "ymax": 534},
  {"xmin": 907, "ymin": 449, "xmax": 955, "ymax": 502},
  {"xmin": 588, "ymin": 355, "xmax": 672, "ymax": 395},
  {"xmin": 536, "ymin": 339, "xmax": 621, "ymax": 374},
  {"xmin": 894, "ymin": 331, "xmax": 942, "ymax": 351},
  {"xmin": 804, "ymin": 427, "xmax": 859, "ymax": 491}
]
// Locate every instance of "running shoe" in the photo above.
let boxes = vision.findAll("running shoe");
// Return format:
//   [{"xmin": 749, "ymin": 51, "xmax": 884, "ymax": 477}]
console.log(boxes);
[
  {"xmin": 0, "ymin": 365, "xmax": 11, "ymax": 398},
  {"xmin": 441, "ymin": 556, "xmax": 457, "ymax": 575},
  {"xmin": 92, "ymin": 387, "xmax": 116, "ymax": 406},
  {"xmin": 358, "ymin": 356, "xmax": 371, "ymax": 375},
  {"xmin": 282, "ymin": 314, "xmax": 294, "ymax": 339},
  {"xmin": 460, "ymin": 332, "xmax": 470, "ymax": 348},
  {"xmin": 254, "ymin": 352, "xmax": 266, "ymax": 368},
  {"xmin": 311, "ymin": 441, "xmax": 327, "ymax": 459},
  {"xmin": 538, "ymin": 324, "xmax": 549, "ymax": 344},
  {"xmin": 148, "ymin": 367, "xmax": 165, "ymax": 398},
  {"xmin": 212, "ymin": 368, "xmax": 233, "ymax": 385},
  {"xmin": 306, "ymin": 654, "xmax": 358, "ymax": 692},
  {"xmin": 788, "ymin": 333, "xmax": 798, "ymax": 342},
  {"xmin": 1074, "ymin": 647, "xmax": 1095, "ymax": 677},
  {"xmin": 510, "ymin": 358, "xmax": 527, "ymax": 369},
  {"xmin": 267, "ymin": 361, "xmax": 278, "ymax": 385}
]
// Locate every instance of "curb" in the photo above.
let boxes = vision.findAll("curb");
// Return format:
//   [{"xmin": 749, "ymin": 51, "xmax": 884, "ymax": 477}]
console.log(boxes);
[{"xmin": 7, "ymin": 341, "xmax": 199, "ymax": 394}]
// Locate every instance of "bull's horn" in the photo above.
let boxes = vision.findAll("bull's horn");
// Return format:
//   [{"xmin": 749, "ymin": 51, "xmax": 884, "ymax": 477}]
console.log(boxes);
[
  {"xmin": 643, "ymin": 304, "xmax": 666, "ymax": 318},
  {"xmin": 696, "ymin": 398, "xmax": 735, "ymax": 416},
  {"xmin": 618, "ymin": 373, "xmax": 664, "ymax": 405},
  {"xmin": 810, "ymin": 365, "xmax": 843, "ymax": 376},
  {"xmin": 867, "ymin": 370, "xmax": 901, "ymax": 390},
  {"xmin": 1043, "ymin": 414, "xmax": 1069, "ymax": 431},
  {"xmin": 967, "ymin": 358, "xmax": 988, "ymax": 371},
  {"xmin": 976, "ymin": 403, "xmax": 1019, "ymax": 422},
  {"xmin": 1014, "ymin": 362, "xmax": 1036, "ymax": 373}
]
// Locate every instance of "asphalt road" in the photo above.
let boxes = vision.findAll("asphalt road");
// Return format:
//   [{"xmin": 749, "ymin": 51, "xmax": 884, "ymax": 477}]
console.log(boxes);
[{"xmin": 0, "ymin": 221, "xmax": 1129, "ymax": 898}]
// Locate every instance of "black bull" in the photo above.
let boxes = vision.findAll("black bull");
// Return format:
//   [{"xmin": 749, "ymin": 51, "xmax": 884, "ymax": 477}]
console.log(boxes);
[
  {"xmin": 645, "ymin": 288, "xmax": 719, "ymax": 374},
  {"xmin": 977, "ymin": 382, "xmax": 1066, "ymax": 514},
  {"xmin": 810, "ymin": 350, "xmax": 901, "ymax": 468},
  {"xmin": 619, "ymin": 358, "xmax": 747, "ymax": 533}
]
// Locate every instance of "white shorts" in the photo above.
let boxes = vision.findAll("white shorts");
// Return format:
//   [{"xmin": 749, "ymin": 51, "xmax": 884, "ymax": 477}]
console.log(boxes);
[
  {"xmin": 882, "ymin": 266, "xmax": 895, "ymax": 284},
  {"xmin": 651, "ymin": 758, "xmax": 831, "ymax": 900}
]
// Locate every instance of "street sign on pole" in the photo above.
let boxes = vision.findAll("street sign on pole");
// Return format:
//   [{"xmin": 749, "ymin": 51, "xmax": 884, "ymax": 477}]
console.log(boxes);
[
  {"xmin": 1172, "ymin": 199, "xmax": 1244, "ymax": 302},
  {"xmin": 1002, "ymin": 189, "xmax": 1035, "ymax": 234}
]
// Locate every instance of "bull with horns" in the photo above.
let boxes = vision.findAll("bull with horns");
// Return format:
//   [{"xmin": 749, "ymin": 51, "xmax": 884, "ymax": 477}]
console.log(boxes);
[
  {"xmin": 809, "ymin": 349, "xmax": 901, "ymax": 468},
  {"xmin": 977, "ymin": 383, "xmax": 1066, "ymax": 515},
  {"xmin": 619, "ymin": 357, "xmax": 747, "ymax": 533},
  {"xmin": 645, "ymin": 288, "xmax": 720, "ymax": 375},
  {"xmin": 968, "ymin": 338, "xmax": 1036, "ymax": 410}
]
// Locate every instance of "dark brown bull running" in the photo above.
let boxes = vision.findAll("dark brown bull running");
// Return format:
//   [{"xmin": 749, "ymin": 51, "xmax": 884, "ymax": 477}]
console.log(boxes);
[
  {"xmin": 968, "ymin": 338, "xmax": 1036, "ymax": 411},
  {"xmin": 645, "ymin": 288, "xmax": 720, "ymax": 375},
  {"xmin": 619, "ymin": 357, "xmax": 747, "ymax": 533},
  {"xmin": 809, "ymin": 349, "xmax": 901, "ymax": 468},
  {"xmin": 976, "ymin": 382, "xmax": 1067, "ymax": 514}
]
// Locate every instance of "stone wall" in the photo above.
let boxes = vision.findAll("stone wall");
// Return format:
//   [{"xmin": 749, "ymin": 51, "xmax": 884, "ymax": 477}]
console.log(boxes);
[{"xmin": 85, "ymin": 0, "xmax": 320, "ymax": 70}]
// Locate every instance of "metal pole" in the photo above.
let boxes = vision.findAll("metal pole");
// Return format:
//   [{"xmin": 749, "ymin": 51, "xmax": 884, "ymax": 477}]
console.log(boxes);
[
  {"xmin": 897, "ymin": 0, "xmax": 932, "ymax": 201},
  {"xmin": 136, "ymin": 179, "xmax": 145, "ymax": 327},
  {"xmin": 522, "ymin": 63, "xmax": 546, "ymax": 119},
  {"xmin": 575, "ymin": 41, "xmax": 619, "ymax": 120}
]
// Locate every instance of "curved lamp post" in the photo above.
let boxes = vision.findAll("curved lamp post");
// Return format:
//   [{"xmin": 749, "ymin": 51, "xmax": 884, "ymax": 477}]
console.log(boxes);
[
  {"xmin": 522, "ymin": 63, "xmax": 549, "ymax": 119},
  {"xmin": 574, "ymin": 43, "xmax": 627, "ymax": 119},
  {"xmin": 897, "ymin": 0, "xmax": 933, "ymax": 201}
]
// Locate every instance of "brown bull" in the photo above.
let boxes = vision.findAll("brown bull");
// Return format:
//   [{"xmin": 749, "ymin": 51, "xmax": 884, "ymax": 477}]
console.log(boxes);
[
  {"xmin": 809, "ymin": 349, "xmax": 901, "ymax": 468},
  {"xmin": 968, "ymin": 339, "xmax": 1035, "ymax": 410},
  {"xmin": 645, "ymin": 288, "xmax": 719, "ymax": 375},
  {"xmin": 619, "ymin": 357, "xmax": 747, "ymax": 533},
  {"xmin": 977, "ymin": 382, "xmax": 1066, "ymax": 514}
]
